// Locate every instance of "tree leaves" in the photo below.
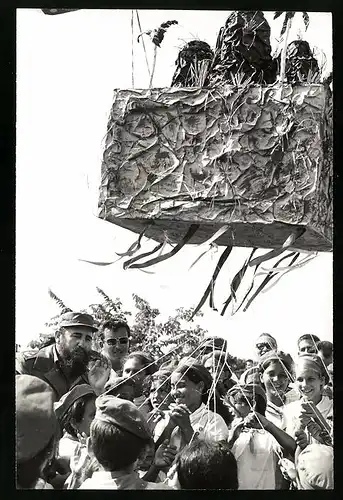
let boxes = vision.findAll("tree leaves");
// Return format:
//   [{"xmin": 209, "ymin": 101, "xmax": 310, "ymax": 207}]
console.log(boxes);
[{"xmin": 48, "ymin": 289, "xmax": 72, "ymax": 313}]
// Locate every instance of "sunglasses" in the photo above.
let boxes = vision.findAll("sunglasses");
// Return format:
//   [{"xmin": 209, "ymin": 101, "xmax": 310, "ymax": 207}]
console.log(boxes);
[
  {"xmin": 256, "ymin": 343, "xmax": 272, "ymax": 350},
  {"xmin": 106, "ymin": 337, "xmax": 129, "ymax": 346}
]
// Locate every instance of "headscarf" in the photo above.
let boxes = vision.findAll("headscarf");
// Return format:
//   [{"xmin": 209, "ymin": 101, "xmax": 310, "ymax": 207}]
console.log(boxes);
[
  {"xmin": 227, "ymin": 383, "xmax": 267, "ymax": 404},
  {"xmin": 259, "ymin": 350, "xmax": 294, "ymax": 374},
  {"xmin": 296, "ymin": 353, "xmax": 329, "ymax": 384}
]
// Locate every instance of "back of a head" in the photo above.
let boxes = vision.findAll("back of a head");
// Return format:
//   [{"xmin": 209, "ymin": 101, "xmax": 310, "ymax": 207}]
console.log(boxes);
[
  {"xmin": 16, "ymin": 375, "xmax": 59, "ymax": 488},
  {"xmin": 297, "ymin": 444, "xmax": 333, "ymax": 490},
  {"xmin": 90, "ymin": 395, "xmax": 152, "ymax": 472},
  {"xmin": 176, "ymin": 440, "xmax": 238, "ymax": 490}
]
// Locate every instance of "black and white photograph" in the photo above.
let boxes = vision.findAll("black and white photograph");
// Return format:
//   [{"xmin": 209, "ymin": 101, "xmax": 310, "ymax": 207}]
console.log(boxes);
[{"xmin": 16, "ymin": 8, "xmax": 333, "ymax": 490}]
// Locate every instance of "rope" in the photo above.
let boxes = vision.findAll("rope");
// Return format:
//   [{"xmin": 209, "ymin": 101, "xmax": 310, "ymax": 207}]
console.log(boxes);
[
  {"xmin": 135, "ymin": 10, "xmax": 151, "ymax": 79},
  {"xmin": 131, "ymin": 10, "xmax": 135, "ymax": 88}
]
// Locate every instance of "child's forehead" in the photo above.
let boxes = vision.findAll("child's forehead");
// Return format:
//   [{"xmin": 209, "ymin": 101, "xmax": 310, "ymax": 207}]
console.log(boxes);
[
  {"xmin": 296, "ymin": 366, "xmax": 321, "ymax": 378},
  {"xmin": 264, "ymin": 359, "xmax": 286, "ymax": 372}
]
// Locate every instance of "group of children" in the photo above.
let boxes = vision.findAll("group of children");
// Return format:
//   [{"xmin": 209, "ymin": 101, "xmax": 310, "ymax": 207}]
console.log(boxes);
[{"xmin": 16, "ymin": 336, "xmax": 333, "ymax": 490}]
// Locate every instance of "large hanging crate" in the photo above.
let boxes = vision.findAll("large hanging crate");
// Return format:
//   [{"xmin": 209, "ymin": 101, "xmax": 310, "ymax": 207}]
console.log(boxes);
[{"xmin": 98, "ymin": 84, "xmax": 332, "ymax": 252}]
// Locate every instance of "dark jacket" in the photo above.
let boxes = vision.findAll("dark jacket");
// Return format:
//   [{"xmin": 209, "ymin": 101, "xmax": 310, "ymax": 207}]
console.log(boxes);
[{"xmin": 16, "ymin": 344, "xmax": 89, "ymax": 400}]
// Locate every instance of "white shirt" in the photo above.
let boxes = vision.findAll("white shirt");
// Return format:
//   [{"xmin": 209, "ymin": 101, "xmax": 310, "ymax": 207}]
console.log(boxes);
[
  {"xmin": 79, "ymin": 470, "xmax": 172, "ymax": 489},
  {"xmin": 265, "ymin": 401, "xmax": 284, "ymax": 428},
  {"xmin": 282, "ymin": 395, "xmax": 333, "ymax": 443},
  {"xmin": 169, "ymin": 403, "xmax": 229, "ymax": 451},
  {"xmin": 231, "ymin": 429, "xmax": 281, "ymax": 490}
]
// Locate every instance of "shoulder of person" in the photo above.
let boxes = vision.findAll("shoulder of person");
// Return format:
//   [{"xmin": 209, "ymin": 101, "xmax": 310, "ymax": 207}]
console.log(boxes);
[{"xmin": 16, "ymin": 344, "xmax": 56, "ymax": 374}]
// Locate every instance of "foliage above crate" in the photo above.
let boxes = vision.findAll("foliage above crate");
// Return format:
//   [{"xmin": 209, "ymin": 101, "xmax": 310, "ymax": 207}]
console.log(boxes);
[{"xmin": 98, "ymin": 83, "xmax": 332, "ymax": 253}]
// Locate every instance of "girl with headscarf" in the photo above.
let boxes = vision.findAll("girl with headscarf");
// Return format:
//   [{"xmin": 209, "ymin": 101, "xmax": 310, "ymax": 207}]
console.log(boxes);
[
  {"xmin": 282, "ymin": 353, "xmax": 333, "ymax": 450},
  {"xmin": 226, "ymin": 384, "xmax": 296, "ymax": 490}
]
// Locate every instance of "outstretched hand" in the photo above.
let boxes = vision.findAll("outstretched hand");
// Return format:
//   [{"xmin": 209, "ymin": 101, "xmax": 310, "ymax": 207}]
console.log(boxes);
[
  {"xmin": 87, "ymin": 359, "xmax": 111, "ymax": 395},
  {"xmin": 154, "ymin": 439, "xmax": 177, "ymax": 469}
]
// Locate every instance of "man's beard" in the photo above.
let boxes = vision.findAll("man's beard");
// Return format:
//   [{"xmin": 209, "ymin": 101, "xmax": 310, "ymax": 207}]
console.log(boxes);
[{"xmin": 61, "ymin": 345, "xmax": 90, "ymax": 379}]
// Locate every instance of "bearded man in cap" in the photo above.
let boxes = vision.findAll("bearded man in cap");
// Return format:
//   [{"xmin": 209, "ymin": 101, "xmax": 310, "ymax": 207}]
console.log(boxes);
[{"xmin": 16, "ymin": 312, "xmax": 98, "ymax": 399}]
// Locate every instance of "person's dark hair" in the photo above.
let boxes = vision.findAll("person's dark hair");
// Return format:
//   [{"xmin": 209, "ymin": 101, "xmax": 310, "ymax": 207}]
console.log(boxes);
[
  {"xmin": 60, "ymin": 393, "xmax": 96, "ymax": 439},
  {"xmin": 246, "ymin": 359, "xmax": 253, "ymax": 364},
  {"xmin": 297, "ymin": 334, "xmax": 320, "ymax": 348},
  {"xmin": 16, "ymin": 436, "xmax": 55, "ymax": 489},
  {"xmin": 176, "ymin": 440, "xmax": 238, "ymax": 490},
  {"xmin": 98, "ymin": 319, "xmax": 131, "ymax": 343},
  {"xmin": 202, "ymin": 350, "xmax": 233, "ymax": 379},
  {"xmin": 123, "ymin": 351, "xmax": 157, "ymax": 376},
  {"xmin": 229, "ymin": 390, "xmax": 267, "ymax": 416},
  {"xmin": 174, "ymin": 363, "xmax": 233, "ymax": 425},
  {"xmin": 90, "ymin": 419, "xmax": 150, "ymax": 471},
  {"xmin": 317, "ymin": 341, "xmax": 333, "ymax": 358}
]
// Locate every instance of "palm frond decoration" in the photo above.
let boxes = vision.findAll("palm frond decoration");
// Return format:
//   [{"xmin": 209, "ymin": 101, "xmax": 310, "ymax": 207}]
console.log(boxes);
[
  {"xmin": 137, "ymin": 20, "xmax": 178, "ymax": 88},
  {"xmin": 48, "ymin": 289, "xmax": 72, "ymax": 313}
]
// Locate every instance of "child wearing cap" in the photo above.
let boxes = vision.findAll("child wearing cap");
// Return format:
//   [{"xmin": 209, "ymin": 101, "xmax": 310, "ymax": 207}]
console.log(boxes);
[
  {"xmin": 78, "ymin": 395, "xmax": 172, "ymax": 489},
  {"xmin": 282, "ymin": 353, "xmax": 333, "ymax": 450},
  {"xmin": 16, "ymin": 375, "xmax": 59, "ymax": 489},
  {"xmin": 226, "ymin": 384, "xmax": 296, "ymax": 489}
]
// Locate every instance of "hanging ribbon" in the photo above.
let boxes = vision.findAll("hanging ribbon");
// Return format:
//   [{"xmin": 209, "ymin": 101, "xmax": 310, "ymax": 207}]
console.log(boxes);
[
  {"xmin": 221, "ymin": 248, "xmax": 257, "ymax": 316},
  {"xmin": 243, "ymin": 252, "xmax": 298, "ymax": 312},
  {"xmin": 115, "ymin": 225, "xmax": 150, "ymax": 257},
  {"xmin": 191, "ymin": 245, "xmax": 233, "ymax": 319},
  {"xmin": 123, "ymin": 240, "xmax": 165, "ymax": 269},
  {"xmin": 248, "ymin": 228, "xmax": 305, "ymax": 268},
  {"xmin": 127, "ymin": 224, "xmax": 200, "ymax": 269}
]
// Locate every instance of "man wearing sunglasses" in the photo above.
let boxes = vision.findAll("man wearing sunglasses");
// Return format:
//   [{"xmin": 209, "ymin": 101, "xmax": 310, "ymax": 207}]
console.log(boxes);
[
  {"xmin": 255, "ymin": 333, "xmax": 278, "ymax": 359},
  {"xmin": 239, "ymin": 333, "xmax": 278, "ymax": 384},
  {"xmin": 100, "ymin": 319, "xmax": 130, "ymax": 374}
]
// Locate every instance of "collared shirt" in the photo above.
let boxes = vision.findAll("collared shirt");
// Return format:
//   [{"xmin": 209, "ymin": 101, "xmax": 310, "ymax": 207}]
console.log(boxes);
[
  {"xmin": 169, "ymin": 403, "xmax": 229, "ymax": 452},
  {"xmin": 266, "ymin": 400, "xmax": 285, "ymax": 428},
  {"xmin": 78, "ymin": 470, "xmax": 172, "ymax": 489},
  {"xmin": 282, "ymin": 395, "xmax": 333, "ymax": 444},
  {"xmin": 231, "ymin": 429, "xmax": 282, "ymax": 490}
]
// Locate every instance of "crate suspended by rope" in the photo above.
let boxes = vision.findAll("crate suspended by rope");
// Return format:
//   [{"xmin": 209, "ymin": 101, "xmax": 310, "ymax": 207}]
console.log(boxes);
[
  {"xmin": 98, "ymin": 83, "xmax": 332, "ymax": 252},
  {"xmin": 95, "ymin": 82, "xmax": 332, "ymax": 315}
]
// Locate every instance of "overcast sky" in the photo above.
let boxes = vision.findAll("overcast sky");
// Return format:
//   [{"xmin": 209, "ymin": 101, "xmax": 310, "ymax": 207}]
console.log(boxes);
[{"xmin": 16, "ymin": 9, "xmax": 332, "ymax": 360}]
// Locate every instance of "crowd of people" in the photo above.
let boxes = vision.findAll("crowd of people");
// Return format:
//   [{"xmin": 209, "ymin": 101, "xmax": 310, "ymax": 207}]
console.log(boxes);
[{"xmin": 15, "ymin": 312, "xmax": 333, "ymax": 490}]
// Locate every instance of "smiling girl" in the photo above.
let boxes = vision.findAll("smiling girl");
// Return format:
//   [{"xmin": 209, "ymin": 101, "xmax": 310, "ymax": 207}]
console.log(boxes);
[
  {"xmin": 282, "ymin": 353, "xmax": 333, "ymax": 450},
  {"xmin": 259, "ymin": 350, "xmax": 294, "ymax": 428},
  {"xmin": 155, "ymin": 360, "xmax": 229, "ymax": 454}
]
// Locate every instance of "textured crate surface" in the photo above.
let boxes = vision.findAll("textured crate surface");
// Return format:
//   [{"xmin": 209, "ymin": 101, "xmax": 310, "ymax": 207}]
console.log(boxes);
[{"xmin": 98, "ymin": 84, "xmax": 332, "ymax": 251}]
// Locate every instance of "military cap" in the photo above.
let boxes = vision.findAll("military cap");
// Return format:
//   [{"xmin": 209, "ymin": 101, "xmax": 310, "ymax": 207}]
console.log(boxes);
[
  {"xmin": 94, "ymin": 394, "xmax": 152, "ymax": 441},
  {"xmin": 60, "ymin": 312, "xmax": 98, "ymax": 332},
  {"xmin": 16, "ymin": 375, "xmax": 58, "ymax": 462},
  {"xmin": 54, "ymin": 384, "xmax": 96, "ymax": 422}
]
